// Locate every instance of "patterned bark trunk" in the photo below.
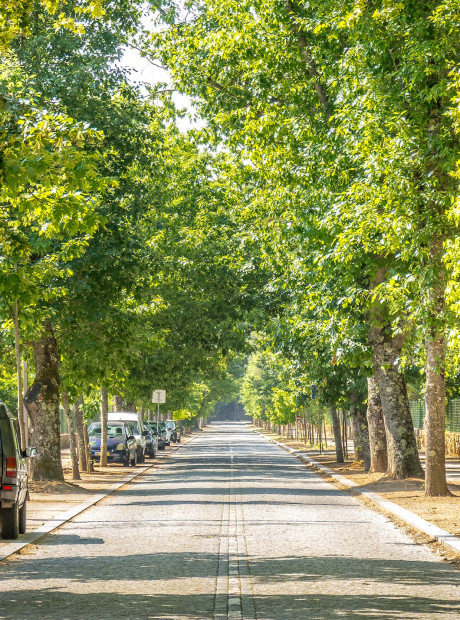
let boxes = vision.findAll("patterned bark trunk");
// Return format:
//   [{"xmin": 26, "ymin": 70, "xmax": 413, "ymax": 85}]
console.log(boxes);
[
  {"xmin": 350, "ymin": 400, "xmax": 370, "ymax": 472},
  {"xmin": 100, "ymin": 387, "xmax": 109, "ymax": 468},
  {"xmin": 369, "ymin": 326, "xmax": 423, "ymax": 478},
  {"xmin": 74, "ymin": 399, "xmax": 87, "ymax": 472},
  {"xmin": 62, "ymin": 390, "xmax": 81, "ymax": 481},
  {"xmin": 425, "ymin": 239, "xmax": 449, "ymax": 496},
  {"xmin": 330, "ymin": 405, "xmax": 343, "ymax": 463},
  {"xmin": 24, "ymin": 322, "xmax": 64, "ymax": 481},
  {"xmin": 366, "ymin": 376, "xmax": 388, "ymax": 473}
]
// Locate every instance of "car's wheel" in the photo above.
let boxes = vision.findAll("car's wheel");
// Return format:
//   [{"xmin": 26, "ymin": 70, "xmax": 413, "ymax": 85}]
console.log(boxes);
[
  {"xmin": 130, "ymin": 451, "xmax": 137, "ymax": 467},
  {"xmin": 19, "ymin": 501, "xmax": 27, "ymax": 535},
  {"xmin": 159, "ymin": 443, "xmax": 165, "ymax": 450},
  {"xmin": 138, "ymin": 449, "xmax": 145, "ymax": 464},
  {"xmin": 1, "ymin": 503, "xmax": 19, "ymax": 540},
  {"xmin": 177, "ymin": 436, "xmax": 181, "ymax": 443},
  {"xmin": 123, "ymin": 453, "xmax": 130, "ymax": 467}
]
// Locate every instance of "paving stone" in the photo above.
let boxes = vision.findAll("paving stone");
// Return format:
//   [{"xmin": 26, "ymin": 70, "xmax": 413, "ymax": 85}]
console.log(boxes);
[{"xmin": 0, "ymin": 422, "xmax": 459, "ymax": 619}]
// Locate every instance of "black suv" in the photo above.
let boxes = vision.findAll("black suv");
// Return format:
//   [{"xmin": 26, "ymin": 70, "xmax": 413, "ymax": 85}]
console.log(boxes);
[{"xmin": 0, "ymin": 402, "xmax": 35, "ymax": 539}]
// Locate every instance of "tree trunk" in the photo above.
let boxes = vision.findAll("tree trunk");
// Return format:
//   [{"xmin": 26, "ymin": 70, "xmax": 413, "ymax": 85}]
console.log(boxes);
[
  {"xmin": 425, "ymin": 334, "xmax": 448, "ymax": 495},
  {"xmin": 350, "ymin": 403, "xmax": 370, "ymax": 472},
  {"xmin": 369, "ymin": 326, "xmax": 423, "ymax": 478},
  {"xmin": 83, "ymin": 422, "xmax": 91, "ymax": 473},
  {"xmin": 100, "ymin": 387, "xmax": 109, "ymax": 468},
  {"xmin": 24, "ymin": 322, "xmax": 63, "ymax": 481},
  {"xmin": 330, "ymin": 405, "xmax": 343, "ymax": 463},
  {"xmin": 74, "ymin": 399, "xmax": 87, "ymax": 472},
  {"xmin": 425, "ymin": 239, "xmax": 449, "ymax": 496},
  {"xmin": 80, "ymin": 394, "xmax": 91, "ymax": 473},
  {"xmin": 12, "ymin": 298, "xmax": 26, "ymax": 450},
  {"xmin": 61, "ymin": 390, "xmax": 81, "ymax": 481},
  {"xmin": 366, "ymin": 376, "xmax": 388, "ymax": 473},
  {"xmin": 341, "ymin": 410, "xmax": 348, "ymax": 459},
  {"xmin": 368, "ymin": 266, "xmax": 423, "ymax": 480},
  {"xmin": 114, "ymin": 395, "xmax": 123, "ymax": 412}
]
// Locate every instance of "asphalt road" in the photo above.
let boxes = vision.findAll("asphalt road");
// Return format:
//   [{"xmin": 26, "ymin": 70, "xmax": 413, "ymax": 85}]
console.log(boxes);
[{"xmin": 0, "ymin": 421, "xmax": 459, "ymax": 620}]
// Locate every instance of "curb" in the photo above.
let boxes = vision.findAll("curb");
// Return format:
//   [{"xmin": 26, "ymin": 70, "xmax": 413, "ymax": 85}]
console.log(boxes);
[
  {"xmin": 0, "ymin": 434, "xmax": 195, "ymax": 562},
  {"xmin": 256, "ymin": 431, "xmax": 460, "ymax": 557}
]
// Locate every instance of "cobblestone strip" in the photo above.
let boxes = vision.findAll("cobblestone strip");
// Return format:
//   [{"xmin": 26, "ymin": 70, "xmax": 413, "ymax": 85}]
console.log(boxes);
[
  {"xmin": 227, "ymin": 455, "xmax": 242, "ymax": 620},
  {"xmin": 214, "ymin": 471, "xmax": 230, "ymax": 619},
  {"xmin": 213, "ymin": 446, "xmax": 257, "ymax": 620},
  {"xmin": 232, "ymin": 453, "xmax": 257, "ymax": 620}
]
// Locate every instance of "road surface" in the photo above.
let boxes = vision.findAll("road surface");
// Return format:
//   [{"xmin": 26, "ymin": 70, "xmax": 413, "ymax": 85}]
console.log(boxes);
[{"xmin": 0, "ymin": 422, "xmax": 459, "ymax": 619}]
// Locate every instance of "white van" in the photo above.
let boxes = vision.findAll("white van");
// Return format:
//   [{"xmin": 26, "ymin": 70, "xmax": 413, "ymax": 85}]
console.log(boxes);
[{"xmin": 107, "ymin": 412, "xmax": 147, "ymax": 463}]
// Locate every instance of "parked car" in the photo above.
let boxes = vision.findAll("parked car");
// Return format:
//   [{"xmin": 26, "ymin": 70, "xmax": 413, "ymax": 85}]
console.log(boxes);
[
  {"xmin": 107, "ymin": 412, "xmax": 147, "ymax": 463},
  {"xmin": 160, "ymin": 422, "xmax": 172, "ymax": 446},
  {"xmin": 0, "ymin": 402, "xmax": 36, "ymax": 539},
  {"xmin": 143, "ymin": 426, "xmax": 157, "ymax": 458},
  {"xmin": 146, "ymin": 422, "xmax": 166, "ymax": 450},
  {"xmin": 165, "ymin": 419, "xmax": 180, "ymax": 443},
  {"xmin": 88, "ymin": 422, "xmax": 138, "ymax": 466}
]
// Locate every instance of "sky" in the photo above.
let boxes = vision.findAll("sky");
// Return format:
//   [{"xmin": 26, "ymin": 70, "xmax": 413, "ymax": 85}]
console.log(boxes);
[{"xmin": 119, "ymin": 8, "xmax": 199, "ymax": 132}]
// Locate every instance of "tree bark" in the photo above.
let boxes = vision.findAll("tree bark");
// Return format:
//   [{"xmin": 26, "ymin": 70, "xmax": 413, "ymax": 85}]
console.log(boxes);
[
  {"xmin": 368, "ymin": 267, "xmax": 423, "ymax": 479},
  {"xmin": 366, "ymin": 376, "xmax": 388, "ymax": 473},
  {"xmin": 114, "ymin": 395, "xmax": 123, "ymax": 412},
  {"xmin": 100, "ymin": 387, "xmax": 109, "ymax": 468},
  {"xmin": 83, "ymin": 421, "xmax": 91, "ymax": 473},
  {"xmin": 369, "ymin": 325, "xmax": 423, "ymax": 478},
  {"xmin": 80, "ymin": 394, "xmax": 91, "ymax": 473},
  {"xmin": 24, "ymin": 322, "xmax": 64, "ymax": 481},
  {"xmin": 61, "ymin": 390, "xmax": 81, "ymax": 481},
  {"xmin": 341, "ymin": 410, "xmax": 348, "ymax": 459},
  {"xmin": 425, "ymin": 237, "xmax": 449, "ymax": 495},
  {"xmin": 350, "ymin": 397, "xmax": 370, "ymax": 472},
  {"xmin": 330, "ymin": 405, "xmax": 343, "ymax": 463},
  {"xmin": 74, "ymin": 398, "xmax": 87, "ymax": 472}
]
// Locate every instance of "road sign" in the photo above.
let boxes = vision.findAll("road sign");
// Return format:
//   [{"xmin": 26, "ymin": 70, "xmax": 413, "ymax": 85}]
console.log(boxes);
[{"xmin": 152, "ymin": 390, "xmax": 166, "ymax": 404}]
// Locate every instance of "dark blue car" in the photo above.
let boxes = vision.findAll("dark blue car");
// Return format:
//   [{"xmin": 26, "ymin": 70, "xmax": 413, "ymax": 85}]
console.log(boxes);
[
  {"xmin": 88, "ymin": 422, "xmax": 138, "ymax": 466},
  {"xmin": 145, "ymin": 422, "xmax": 166, "ymax": 450}
]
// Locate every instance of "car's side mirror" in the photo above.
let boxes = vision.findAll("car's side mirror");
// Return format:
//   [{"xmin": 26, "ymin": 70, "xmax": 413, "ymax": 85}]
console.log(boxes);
[
  {"xmin": 127, "ymin": 435, "xmax": 135, "ymax": 441},
  {"xmin": 142, "ymin": 430, "xmax": 149, "ymax": 436},
  {"xmin": 24, "ymin": 446, "xmax": 37, "ymax": 458}
]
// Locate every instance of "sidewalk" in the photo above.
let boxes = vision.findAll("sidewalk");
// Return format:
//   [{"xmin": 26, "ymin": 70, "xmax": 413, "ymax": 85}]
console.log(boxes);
[
  {"xmin": 254, "ymin": 428, "xmax": 460, "ymax": 560},
  {"xmin": 0, "ymin": 435, "xmax": 193, "ymax": 561}
]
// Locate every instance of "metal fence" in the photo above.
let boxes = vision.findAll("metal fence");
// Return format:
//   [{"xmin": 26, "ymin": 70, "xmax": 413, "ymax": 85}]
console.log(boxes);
[{"xmin": 409, "ymin": 400, "xmax": 460, "ymax": 432}]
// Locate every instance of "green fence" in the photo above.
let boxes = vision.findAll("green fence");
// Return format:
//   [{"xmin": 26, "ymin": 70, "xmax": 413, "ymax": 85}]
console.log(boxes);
[{"xmin": 409, "ymin": 399, "xmax": 460, "ymax": 432}]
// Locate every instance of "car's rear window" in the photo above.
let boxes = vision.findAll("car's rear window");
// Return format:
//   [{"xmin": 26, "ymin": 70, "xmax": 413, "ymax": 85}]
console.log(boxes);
[
  {"xmin": 89, "ymin": 424, "xmax": 125, "ymax": 438},
  {"xmin": 0, "ymin": 419, "xmax": 17, "ymax": 454}
]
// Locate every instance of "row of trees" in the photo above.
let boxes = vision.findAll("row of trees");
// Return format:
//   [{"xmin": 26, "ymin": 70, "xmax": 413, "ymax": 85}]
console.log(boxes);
[
  {"xmin": 147, "ymin": 0, "xmax": 460, "ymax": 496},
  {"xmin": 2, "ymin": 1, "xmax": 460, "ymax": 498},
  {"xmin": 0, "ymin": 1, "xmax": 259, "ymax": 480}
]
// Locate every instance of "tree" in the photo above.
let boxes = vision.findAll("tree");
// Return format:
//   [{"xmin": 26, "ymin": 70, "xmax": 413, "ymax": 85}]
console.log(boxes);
[{"xmin": 148, "ymin": 1, "xmax": 460, "ymax": 489}]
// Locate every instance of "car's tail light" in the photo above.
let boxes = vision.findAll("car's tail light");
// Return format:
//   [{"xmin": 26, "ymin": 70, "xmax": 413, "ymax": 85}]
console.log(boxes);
[{"xmin": 6, "ymin": 457, "xmax": 17, "ymax": 477}]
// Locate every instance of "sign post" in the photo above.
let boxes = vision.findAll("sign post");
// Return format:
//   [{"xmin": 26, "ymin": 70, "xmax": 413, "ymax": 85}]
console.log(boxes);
[{"xmin": 152, "ymin": 390, "xmax": 166, "ymax": 429}]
